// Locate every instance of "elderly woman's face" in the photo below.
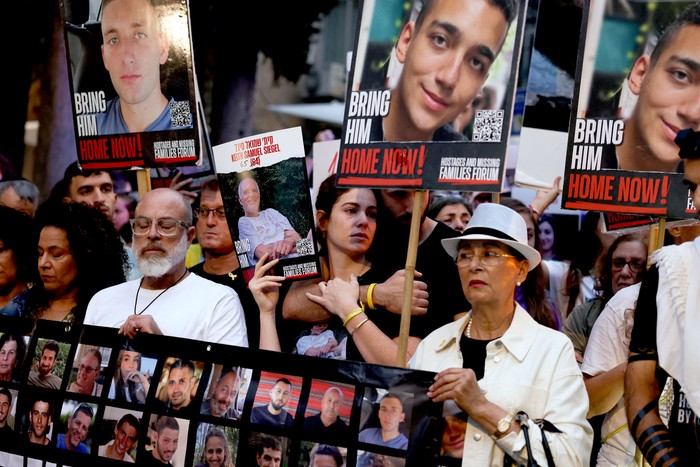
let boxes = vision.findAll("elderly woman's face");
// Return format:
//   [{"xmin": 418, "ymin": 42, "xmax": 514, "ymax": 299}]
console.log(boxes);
[
  {"xmin": 456, "ymin": 240, "xmax": 526, "ymax": 306},
  {"xmin": 0, "ymin": 240, "xmax": 18, "ymax": 288},
  {"xmin": 610, "ymin": 240, "xmax": 647, "ymax": 294},
  {"xmin": 37, "ymin": 227, "xmax": 78, "ymax": 298},
  {"xmin": 0, "ymin": 339, "xmax": 18, "ymax": 380}
]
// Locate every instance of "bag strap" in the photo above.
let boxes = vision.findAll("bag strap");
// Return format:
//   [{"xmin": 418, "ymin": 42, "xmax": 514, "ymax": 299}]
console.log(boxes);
[{"xmin": 534, "ymin": 418, "xmax": 562, "ymax": 467}]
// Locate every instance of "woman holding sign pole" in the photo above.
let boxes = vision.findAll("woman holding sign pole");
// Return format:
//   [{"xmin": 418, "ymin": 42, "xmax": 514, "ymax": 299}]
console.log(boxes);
[{"xmin": 409, "ymin": 203, "xmax": 592, "ymax": 465}]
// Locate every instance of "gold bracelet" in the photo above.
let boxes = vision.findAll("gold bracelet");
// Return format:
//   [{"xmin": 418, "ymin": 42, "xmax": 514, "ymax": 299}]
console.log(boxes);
[
  {"xmin": 367, "ymin": 283, "xmax": 378, "ymax": 309},
  {"xmin": 342, "ymin": 304, "xmax": 365, "ymax": 326},
  {"xmin": 350, "ymin": 317, "xmax": 370, "ymax": 336}
]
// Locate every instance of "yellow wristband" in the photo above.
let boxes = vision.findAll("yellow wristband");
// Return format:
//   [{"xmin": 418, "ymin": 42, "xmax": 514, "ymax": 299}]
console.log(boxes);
[
  {"xmin": 367, "ymin": 283, "xmax": 378, "ymax": 310},
  {"xmin": 343, "ymin": 303, "xmax": 365, "ymax": 327}
]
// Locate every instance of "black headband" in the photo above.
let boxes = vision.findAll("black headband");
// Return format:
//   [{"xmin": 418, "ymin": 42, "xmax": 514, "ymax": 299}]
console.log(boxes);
[{"xmin": 460, "ymin": 226, "xmax": 518, "ymax": 243}]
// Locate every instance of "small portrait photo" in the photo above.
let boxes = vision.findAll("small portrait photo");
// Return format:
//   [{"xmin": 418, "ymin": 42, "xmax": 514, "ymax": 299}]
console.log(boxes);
[
  {"xmin": 200, "ymin": 365, "xmax": 253, "ymax": 420},
  {"xmin": 145, "ymin": 414, "xmax": 189, "ymax": 467},
  {"xmin": 55, "ymin": 399, "xmax": 97, "ymax": 454},
  {"xmin": 0, "ymin": 387, "xmax": 19, "ymax": 444},
  {"xmin": 97, "ymin": 406, "xmax": 142, "ymax": 463},
  {"xmin": 19, "ymin": 391, "xmax": 57, "ymax": 445},
  {"xmin": 438, "ymin": 402, "xmax": 468, "ymax": 463},
  {"xmin": 358, "ymin": 388, "xmax": 413, "ymax": 452},
  {"xmin": 154, "ymin": 357, "xmax": 204, "ymax": 414},
  {"xmin": 108, "ymin": 348, "xmax": 157, "ymax": 405},
  {"xmin": 27, "ymin": 338, "xmax": 71, "ymax": 390},
  {"xmin": 249, "ymin": 372, "xmax": 303, "ymax": 431},
  {"xmin": 0, "ymin": 332, "xmax": 30, "ymax": 385},
  {"xmin": 66, "ymin": 344, "xmax": 110, "ymax": 397},
  {"xmin": 357, "ymin": 449, "xmax": 406, "ymax": 467},
  {"xmin": 193, "ymin": 422, "xmax": 238, "ymax": 467},
  {"xmin": 302, "ymin": 380, "xmax": 354, "ymax": 443},
  {"xmin": 244, "ymin": 432, "xmax": 289, "ymax": 467},
  {"xmin": 300, "ymin": 441, "xmax": 346, "ymax": 467}
]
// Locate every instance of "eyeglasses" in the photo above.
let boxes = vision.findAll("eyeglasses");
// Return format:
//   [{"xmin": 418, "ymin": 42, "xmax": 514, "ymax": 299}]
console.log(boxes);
[
  {"xmin": 78, "ymin": 364, "xmax": 98, "ymax": 373},
  {"xmin": 611, "ymin": 258, "xmax": 645, "ymax": 273},
  {"xmin": 130, "ymin": 217, "xmax": 190, "ymax": 237},
  {"xmin": 456, "ymin": 250, "xmax": 517, "ymax": 267},
  {"xmin": 193, "ymin": 207, "xmax": 227, "ymax": 220}
]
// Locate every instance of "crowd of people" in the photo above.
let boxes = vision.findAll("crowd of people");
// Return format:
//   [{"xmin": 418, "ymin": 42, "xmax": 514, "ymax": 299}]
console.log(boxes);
[{"xmin": 2, "ymin": 152, "xmax": 700, "ymax": 464}]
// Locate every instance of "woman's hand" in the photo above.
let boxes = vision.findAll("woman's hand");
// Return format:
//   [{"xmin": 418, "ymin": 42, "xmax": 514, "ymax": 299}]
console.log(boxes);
[
  {"xmin": 306, "ymin": 275, "xmax": 362, "ymax": 321},
  {"xmin": 530, "ymin": 175, "xmax": 562, "ymax": 217},
  {"xmin": 428, "ymin": 368, "xmax": 487, "ymax": 414},
  {"xmin": 249, "ymin": 254, "xmax": 284, "ymax": 315}
]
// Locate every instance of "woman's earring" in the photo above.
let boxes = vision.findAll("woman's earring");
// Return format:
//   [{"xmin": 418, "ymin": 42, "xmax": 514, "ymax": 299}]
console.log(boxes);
[{"xmin": 516, "ymin": 281, "xmax": 521, "ymax": 286}]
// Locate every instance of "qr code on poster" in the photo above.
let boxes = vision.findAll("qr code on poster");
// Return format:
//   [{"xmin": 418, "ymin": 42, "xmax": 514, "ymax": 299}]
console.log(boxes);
[
  {"xmin": 170, "ymin": 101, "xmax": 192, "ymax": 127},
  {"xmin": 473, "ymin": 110, "xmax": 504, "ymax": 142},
  {"xmin": 296, "ymin": 238, "xmax": 315, "ymax": 256}
]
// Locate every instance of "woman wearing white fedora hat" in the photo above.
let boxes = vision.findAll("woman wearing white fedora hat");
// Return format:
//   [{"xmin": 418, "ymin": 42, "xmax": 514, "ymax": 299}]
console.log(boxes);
[{"xmin": 409, "ymin": 202, "xmax": 592, "ymax": 466}]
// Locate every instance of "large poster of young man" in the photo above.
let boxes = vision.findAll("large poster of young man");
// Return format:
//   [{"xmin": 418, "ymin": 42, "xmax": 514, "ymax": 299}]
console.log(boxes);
[
  {"xmin": 61, "ymin": 0, "xmax": 200, "ymax": 169},
  {"xmin": 562, "ymin": 0, "xmax": 700, "ymax": 218},
  {"xmin": 336, "ymin": 0, "xmax": 527, "ymax": 192}
]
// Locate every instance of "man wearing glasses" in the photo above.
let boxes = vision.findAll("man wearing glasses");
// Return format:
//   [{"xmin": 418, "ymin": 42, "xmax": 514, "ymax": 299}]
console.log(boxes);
[
  {"xmin": 189, "ymin": 177, "xmax": 259, "ymax": 347},
  {"xmin": 84, "ymin": 188, "xmax": 248, "ymax": 346},
  {"xmin": 68, "ymin": 349, "xmax": 103, "ymax": 396}
]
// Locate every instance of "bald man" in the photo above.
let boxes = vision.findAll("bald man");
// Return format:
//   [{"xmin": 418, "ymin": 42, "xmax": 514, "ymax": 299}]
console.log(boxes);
[{"xmin": 84, "ymin": 188, "xmax": 248, "ymax": 346}]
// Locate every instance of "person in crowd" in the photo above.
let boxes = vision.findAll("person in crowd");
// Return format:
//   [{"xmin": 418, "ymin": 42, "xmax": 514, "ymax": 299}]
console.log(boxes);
[
  {"xmin": 27, "ymin": 340, "xmax": 63, "ymax": 389},
  {"xmin": 144, "ymin": 415, "xmax": 180, "ymax": 466},
  {"xmin": 67, "ymin": 348, "xmax": 103, "ymax": 396},
  {"xmin": 190, "ymin": 176, "xmax": 259, "ymax": 347},
  {"xmin": 114, "ymin": 193, "xmax": 138, "ymax": 244},
  {"xmin": 284, "ymin": 175, "xmax": 467, "ymax": 365},
  {"xmin": 537, "ymin": 213, "xmax": 560, "ymax": 261},
  {"xmin": 160, "ymin": 358, "xmax": 197, "ymax": 412},
  {"xmin": 309, "ymin": 443, "xmax": 343, "ymax": 467},
  {"xmin": 284, "ymin": 176, "xmax": 424, "ymax": 364},
  {"xmin": 369, "ymin": 0, "xmax": 517, "ymax": 142},
  {"xmin": 194, "ymin": 426, "xmax": 234, "ymax": 467},
  {"xmin": 56, "ymin": 403, "xmax": 93, "ymax": 453},
  {"xmin": 604, "ymin": 4, "xmax": 700, "ymax": 172},
  {"xmin": 0, "ymin": 179, "xmax": 40, "ymax": 217},
  {"xmin": 409, "ymin": 202, "xmax": 592, "ymax": 465},
  {"xmin": 84, "ymin": 188, "xmax": 248, "ymax": 346},
  {"xmin": 499, "ymin": 197, "xmax": 560, "ymax": 329},
  {"xmin": 237, "ymin": 175, "xmax": 302, "ymax": 266},
  {"xmin": 251, "ymin": 378, "xmax": 295, "ymax": 429},
  {"xmin": 303, "ymin": 386, "xmax": 350, "ymax": 439},
  {"xmin": 0, "ymin": 206, "xmax": 38, "ymax": 317},
  {"xmin": 51, "ymin": 161, "xmax": 140, "ymax": 280},
  {"xmin": 624, "ymin": 127, "xmax": 700, "ymax": 463},
  {"xmin": 255, "ymin": 436, "xmax": 283, "ymax": 467},
  {"xmin": 0, "ymin": 334, "xmax": 27, "ymax": 384},
  {"xmin": 26, "ymin": 396, "xmax": 52, "ymax": 445},
  {"xmin": 358, "ymin": 393, "xmax": 409, "ymax": 450},
  {"xmin": 200, "ymin": 367, "xmax": 241, "ymax": 419},
  {"xmin": 427, "ymin": 194, "xmax": 472, "ymax": 233},
  {"xmin": 22, "ymin": 200, "xmax": 127, "ymax": 323},
  {"xmin": 97, "ymin": 0, "xmax": 192, "ymax": 134},
  {"xmin": 0, "ymin": 388, "xmax": 16, "ymax": 443},
  {"xmin": 563, "ymin": 233, "xmax": 648, "ymax": 362},
  {"xmin": 109, "ymin": 349, "xmax": 150, "ymax": 404},
  {"xmin": 99, "ymin": 413, "xmax": 139, "ymax": 462}
]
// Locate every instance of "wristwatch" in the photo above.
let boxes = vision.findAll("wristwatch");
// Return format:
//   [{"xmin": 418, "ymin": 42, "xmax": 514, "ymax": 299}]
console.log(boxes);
[{"xmin": 493, "ymin": 414, "xmax": 513, "ymax": 437}]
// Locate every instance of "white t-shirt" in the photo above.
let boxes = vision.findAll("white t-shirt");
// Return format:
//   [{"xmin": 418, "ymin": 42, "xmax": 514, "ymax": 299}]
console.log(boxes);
[
  {"xmin": 581, "ymin": 283, "xmax": 640, "ymax": 467},
  {"xmin": 84, "ymin": 273, "xmax": 248, "ymax": 347}
]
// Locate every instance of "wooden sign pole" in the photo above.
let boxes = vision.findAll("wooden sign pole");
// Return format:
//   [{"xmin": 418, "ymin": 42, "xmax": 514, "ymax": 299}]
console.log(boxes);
[
  {"xmin": 395, "ymin": 190, "xmax": 424, "ymax": 367},
  {"xmin": 136, "ymin": 168, "xmax": 152, "ymax": 200}
]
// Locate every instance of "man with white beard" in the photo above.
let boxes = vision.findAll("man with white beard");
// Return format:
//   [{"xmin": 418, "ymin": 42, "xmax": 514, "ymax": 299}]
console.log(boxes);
[{"xmin": 84, "ymin": 188, "xmax": 248, "ymax": 346}]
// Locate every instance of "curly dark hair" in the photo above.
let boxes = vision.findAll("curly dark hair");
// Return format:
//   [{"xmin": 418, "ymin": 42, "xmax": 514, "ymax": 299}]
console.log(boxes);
[
  {"xmin": 0, "ymin": 205, "xmax": 38, "ymax": 285},
  {"xmin": 27, "ymin": 200, "xmax": 128, "ymax": 321}
]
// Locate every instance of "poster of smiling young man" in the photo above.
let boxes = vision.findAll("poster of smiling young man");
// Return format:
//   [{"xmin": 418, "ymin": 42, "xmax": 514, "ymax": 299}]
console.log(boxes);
[
  {"xmin": 336, "ymin": 0, "xmax": 527, "ymax": 192},
  {"xmin": 213, "ymin": 126, "xmax": 321, "ymax": 283},
  {"xmin": 60, "ymin": 0, "xmax": 200, "ymax": 170},
  {"xmin": 562, "ymin": 0, "xmax": 700, "ymax": 218}
]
